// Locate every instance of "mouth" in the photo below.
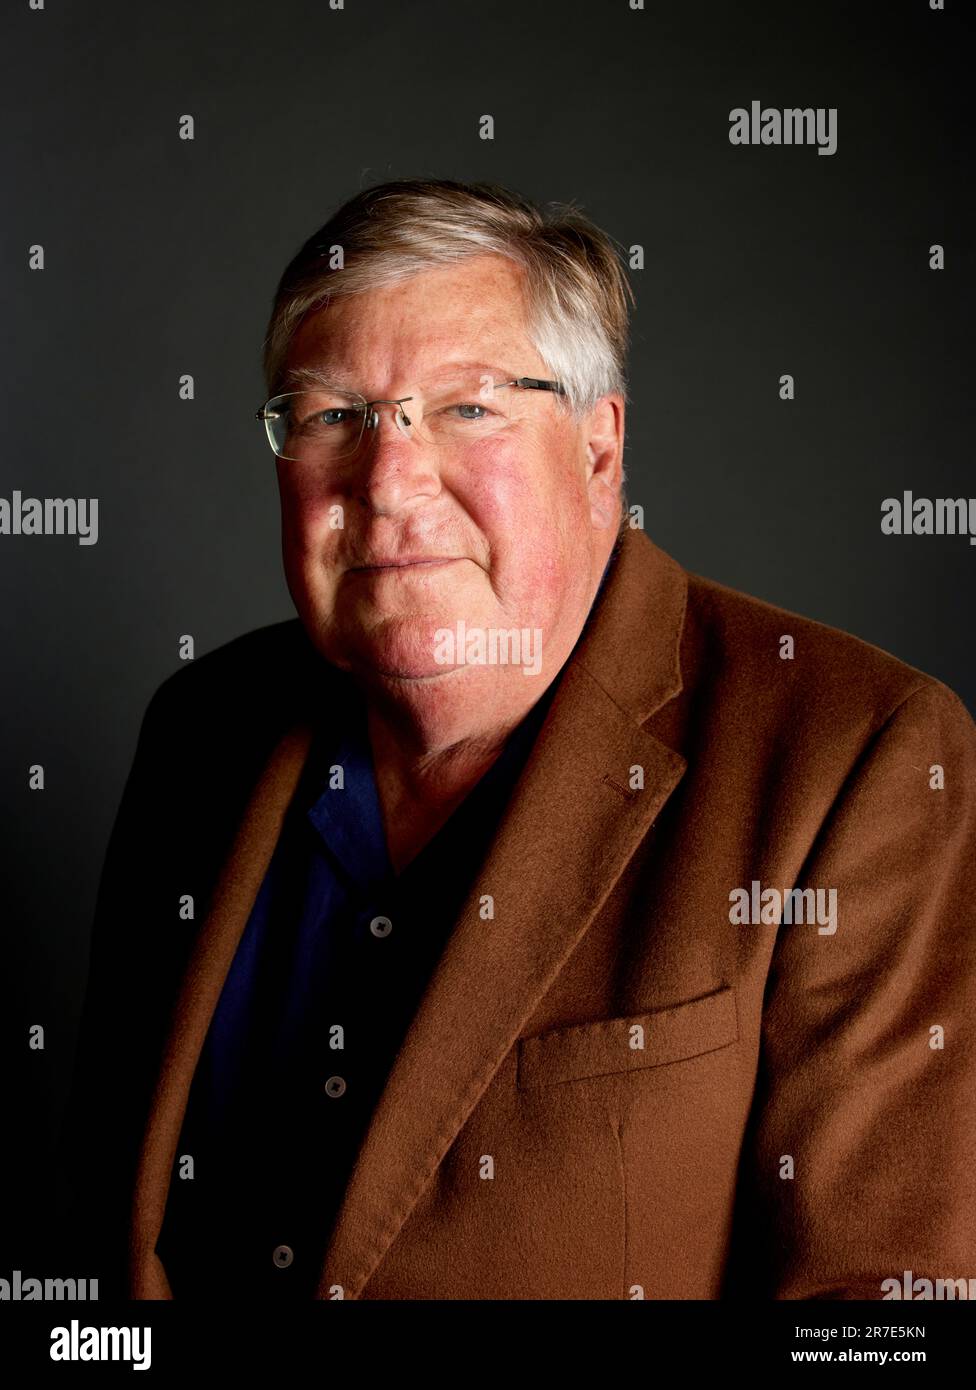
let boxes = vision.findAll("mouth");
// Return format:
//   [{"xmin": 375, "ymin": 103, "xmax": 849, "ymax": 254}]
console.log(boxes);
[{"xmin": 351, "ymin": 557, "xmax": 461, "ymax": 573}]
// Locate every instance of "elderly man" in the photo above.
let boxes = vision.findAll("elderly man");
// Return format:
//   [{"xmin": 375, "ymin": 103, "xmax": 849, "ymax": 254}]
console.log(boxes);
[{"xmin": 59, "ymin": 178, "xmax": 976, "ymax": 1302}]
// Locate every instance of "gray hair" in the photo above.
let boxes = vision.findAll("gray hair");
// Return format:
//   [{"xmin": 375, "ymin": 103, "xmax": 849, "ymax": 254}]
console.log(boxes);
[{"xmin": 261, "ymin": 178, "xmax": 634, "ymax": 518}]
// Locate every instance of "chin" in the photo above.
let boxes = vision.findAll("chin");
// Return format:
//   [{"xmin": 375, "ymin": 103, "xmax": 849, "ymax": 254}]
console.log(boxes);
[{"xmin": 335, "ymin": 617, "xmax": 466, "ymax": 683}]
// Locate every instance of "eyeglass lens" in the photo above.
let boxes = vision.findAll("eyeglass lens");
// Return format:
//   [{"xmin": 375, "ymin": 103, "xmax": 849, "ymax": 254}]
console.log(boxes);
[{"xmin": 264, "ymin": 369, "xmax": 533, "ymax": 462}]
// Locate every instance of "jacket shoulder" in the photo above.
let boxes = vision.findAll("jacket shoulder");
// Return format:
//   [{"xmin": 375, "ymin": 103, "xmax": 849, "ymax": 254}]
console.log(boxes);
[
  {"xmin": 144, "ymin": 617, "xmax": 326, "ymax": 723},
  {"xmin": 682, "ymin": 568, "xmax": 969, "ymax": 728}
]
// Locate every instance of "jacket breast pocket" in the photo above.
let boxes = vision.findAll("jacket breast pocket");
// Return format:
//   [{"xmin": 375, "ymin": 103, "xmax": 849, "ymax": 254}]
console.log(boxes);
[{"xmin": 516, "ymin": 985, "xmax": 738, "ymax": 1090}]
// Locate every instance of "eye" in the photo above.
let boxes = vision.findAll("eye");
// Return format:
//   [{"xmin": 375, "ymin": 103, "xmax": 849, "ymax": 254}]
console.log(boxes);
[
  {"xmin": 448, "ymin": 402, "xmax": 492, "ymax": 421},
  {"xmin": 296, "ymin": 407, "xmax": 353, "ymax": 430}
]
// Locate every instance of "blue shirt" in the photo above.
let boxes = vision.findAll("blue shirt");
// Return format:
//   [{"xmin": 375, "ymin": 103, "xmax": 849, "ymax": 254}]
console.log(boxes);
[{"xmin": 156, "ymin": 547, "xmax": 619, "ymax": 1298}]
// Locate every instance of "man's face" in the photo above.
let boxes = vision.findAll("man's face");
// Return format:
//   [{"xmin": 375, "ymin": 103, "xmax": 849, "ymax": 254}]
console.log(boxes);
[{"xmin": 274, "ymin": 253, "xmax": 623, "ymax": 688}]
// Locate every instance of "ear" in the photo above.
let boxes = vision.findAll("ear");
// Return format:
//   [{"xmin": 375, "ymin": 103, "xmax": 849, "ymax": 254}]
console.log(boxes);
[{"xmin": 583, "ymin": 393, "xmax": 625, "ymax": 530}]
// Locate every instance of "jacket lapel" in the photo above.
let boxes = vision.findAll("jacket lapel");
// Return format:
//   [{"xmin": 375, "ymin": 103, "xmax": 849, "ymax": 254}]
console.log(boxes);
[
  {"xmin": 317, "ymin": 528, "xmax": 689, "ymax": 1297},
  {"xmin": 128, "ymin": 723, "xmax": 315, "ymax": 1297}
]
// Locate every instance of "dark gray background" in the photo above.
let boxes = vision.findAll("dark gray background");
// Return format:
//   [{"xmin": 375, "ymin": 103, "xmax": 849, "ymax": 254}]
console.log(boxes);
[{"xmin": 2, "ymin": 0, "xmax": 972, "ymax": 1269}]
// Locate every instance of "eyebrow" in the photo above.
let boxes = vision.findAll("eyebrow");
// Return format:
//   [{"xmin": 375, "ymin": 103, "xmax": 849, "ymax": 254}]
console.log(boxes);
[{"xmin": 279, "ymin": 360, "xmax": 517, "ymax": 392}]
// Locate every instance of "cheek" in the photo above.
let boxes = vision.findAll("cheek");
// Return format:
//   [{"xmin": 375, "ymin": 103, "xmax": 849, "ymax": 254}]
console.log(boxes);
[
  {"xmin": 454, "ymin": 439, "xmax": 524, "ymax": 515},
  {"xmin": 279, "ymin": 481, "xmax": 342, "ymax": 564},
  {"xmin": 457, "ymin": 433, "xmax": 573, "ymax": 535},
  {"xmin": 455, "ymin": 440, "xmax": 583, "ymax": 605}
]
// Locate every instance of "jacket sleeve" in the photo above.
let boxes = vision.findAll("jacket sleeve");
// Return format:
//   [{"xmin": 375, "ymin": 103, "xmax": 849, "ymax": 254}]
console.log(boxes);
[
  {"xmin": 728, "ymin": 680, "xmax": 976, "ymax": 1300},
  {"xmin": 53, "ymin": 674, "xmax": 195, "ymax": 1300}
]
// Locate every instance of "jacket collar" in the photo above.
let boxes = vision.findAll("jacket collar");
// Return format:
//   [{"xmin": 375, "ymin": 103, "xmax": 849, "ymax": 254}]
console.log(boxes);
[{"xmin": 128, "ymin": 525, "xmax": 689, "ymax": 1298}]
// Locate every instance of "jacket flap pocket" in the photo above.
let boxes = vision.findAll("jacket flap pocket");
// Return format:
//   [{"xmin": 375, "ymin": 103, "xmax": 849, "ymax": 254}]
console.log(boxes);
[{"xmin": 517, "ymin": 985, "xmax": 738, "ymax": 1090}]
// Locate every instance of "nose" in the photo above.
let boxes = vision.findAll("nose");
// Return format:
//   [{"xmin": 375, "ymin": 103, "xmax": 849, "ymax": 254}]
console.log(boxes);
[{"xmin": 354, "ymin": 399, "xmax": 440, "ymax": 514}]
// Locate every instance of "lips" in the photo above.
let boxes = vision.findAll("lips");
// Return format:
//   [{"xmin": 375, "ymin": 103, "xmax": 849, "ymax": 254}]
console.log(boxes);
[{"xmin": 353, "ymin": 556, "xmax": 459, "ymax": 570}]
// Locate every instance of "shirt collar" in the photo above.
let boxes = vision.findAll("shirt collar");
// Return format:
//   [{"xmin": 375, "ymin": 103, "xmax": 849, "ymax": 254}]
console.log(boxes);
[{"xmin": 306, "ymin": 698, "xmax": 391, "ymax": 889}]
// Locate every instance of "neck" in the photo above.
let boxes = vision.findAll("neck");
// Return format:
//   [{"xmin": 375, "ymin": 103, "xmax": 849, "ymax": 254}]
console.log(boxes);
[{"xmin": 362, "ymin": 542, "xmax": 616, "ymax": 805}]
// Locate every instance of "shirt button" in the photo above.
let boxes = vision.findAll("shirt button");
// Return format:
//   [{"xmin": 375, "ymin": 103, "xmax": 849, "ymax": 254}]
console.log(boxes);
[
  {"xmin": 369, "ymin": 915, "xmax": 393, "ymax": 938},
  {"xmin": 324, "ymin": 1075, "xmax": 347, "ymax": 1098},
  {"xmin": 272, "ymin": 1244, "xmax": 294, "ymax": 1269}
]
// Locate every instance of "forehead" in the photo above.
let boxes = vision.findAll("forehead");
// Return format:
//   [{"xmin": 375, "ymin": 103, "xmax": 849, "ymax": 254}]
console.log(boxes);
[{"xmin": 282, "ymin": 254, "xmax": 538, "ymax": 389}]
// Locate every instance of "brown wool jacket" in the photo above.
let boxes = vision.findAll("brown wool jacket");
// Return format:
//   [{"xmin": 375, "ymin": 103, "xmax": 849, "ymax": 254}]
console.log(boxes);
[{"xmin": 59, "ymin": 526, "xmax": 976, "ymax": 1300}]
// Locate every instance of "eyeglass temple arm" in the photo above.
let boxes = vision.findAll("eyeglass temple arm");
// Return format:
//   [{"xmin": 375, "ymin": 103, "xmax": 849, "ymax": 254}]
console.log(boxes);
[{"xmin": 506, "ymin": 377, "xmax": 567, "ymax": 395}]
